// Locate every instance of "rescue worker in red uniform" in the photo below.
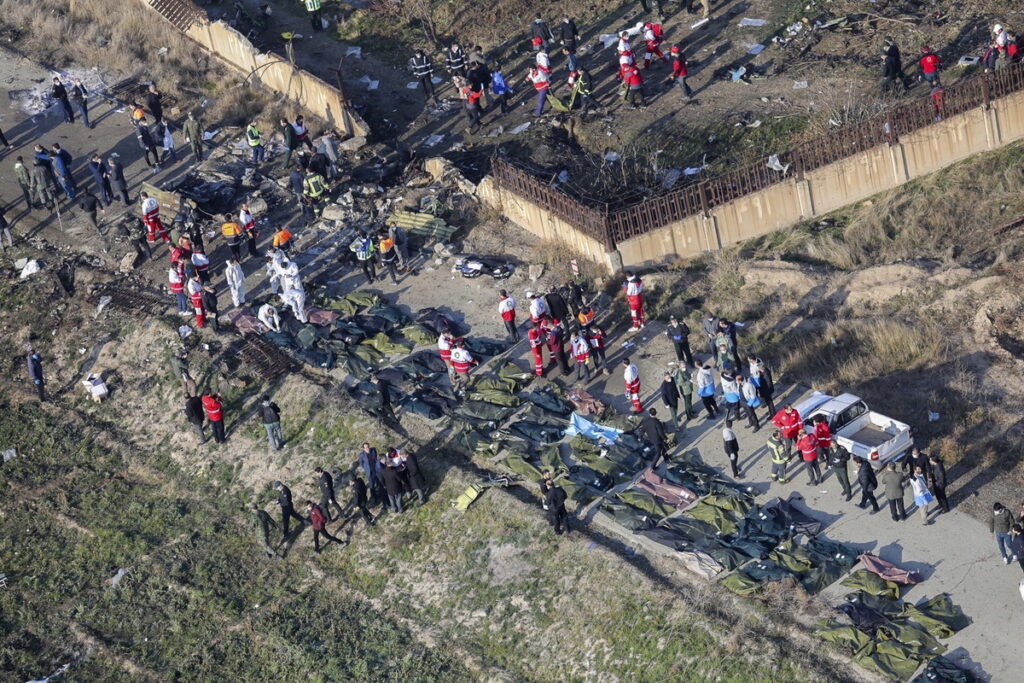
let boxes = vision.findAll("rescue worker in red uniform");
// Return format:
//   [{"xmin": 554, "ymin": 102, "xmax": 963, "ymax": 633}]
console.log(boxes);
[
  {"xmin": 186, "ymin": 274, "xmax": 205, "ymax": 328},
  {"xmin": 202, "ymin": 392, "xmax": 226, "ymax": 443},
  {"xmin": 541, "ymin": 317, "xmax": 571, "ymax": 375},
  {"xmin": 140, "ymin": 192, "xmax": 168, "ymax": 243},
  {"xmin": 438, "ymin": 332, "xmax": 455, "ymax": 376},
  {"xmin": 797, "ymin": 426, "xmax": 821, "ymax": 486},
  {"xmin": 498, "ymin": 289, "xmax": 518, "ymax": 341},
  {"xmin": 813, "ymin": 414, "xmax": 833, "ymax": 461},
  {"xmin": 450, "ymin": 342, "xmax": 476, "ymax": 394},
  {"xmin": 670, "ymin": 46, "xmax": 694, "ymax": 100},
  {"xmin": 642, "ymin": 22, "xmax": 667, "ymax": 69},
  {"xmin": 168, "ymin": 266, "xmax": 187, "ymax": 314},
  {"xmin": 570, "ymin": 331, "xmax": 591, "ymax": 383},
  {"xmin": 587, "ymin": 324, "xmax": 608, "ymax": 373},
  {"xmin": 771, "ymin": 404, "xmax": 802, "ymax": 458},
  {"xmin": 527, "ymin": 322, "xmax": 546, "ymax": 377},
  {"xmin": 624, "ymin": 272, "xmax": 645, "ymax": 330},
  {"xmin": 623, "ymin": 357, "xmax": 642, "ymax": 412}
]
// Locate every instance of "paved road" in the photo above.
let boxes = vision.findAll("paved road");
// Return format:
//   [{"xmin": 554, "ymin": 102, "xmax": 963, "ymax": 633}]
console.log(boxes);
[{"xmin": 587, "ymin": 322, "xmax": 1023, "ymax": 682}]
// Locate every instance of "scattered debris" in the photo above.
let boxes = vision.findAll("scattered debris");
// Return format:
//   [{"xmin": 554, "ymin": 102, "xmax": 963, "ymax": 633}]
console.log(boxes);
[
  {"xmin": 452, "ymin": 256, "xmax": 515, "ymax": 279},
  {"xmin": 509, "ymin": 121, "xmax": 532, "ymax": 135},
  {"xmin": 2, "ymin": 449, "xmax": 16, "ymax": 463},
  {"xmin": 528, "ymin": 264, "xmax": 545, "ymax": 282},
  {"xmin": 19, "ymin": 260, "xmax": 41, "ymax": 279},
  {"xmin": 110, "ymin": 568, "xmax": 129, "ymax": 588},
  {"xmin": 424, "ymin": 134, "xmax": 445, "ymax": 147},
  {"xmin": 767, "ymin": 155, "xmax": 790, "ymax": 174},
  {"xmin": 604, "ymin": 151, "xmax": 620, "ymax": 162},
  {"xmin": 793, "ymin": 80, "xmax": 809, "ymax": 89},
  {"xmin": 746, "ymin": 44, "xmax": 766, "ymax": 55},
  {"xmin": 958, "ymin": 56, "xmax": 980, "ymax": 67},
  {"xmin": 738, "ymin": 18, "xmax": 767, "ymax": 27}
]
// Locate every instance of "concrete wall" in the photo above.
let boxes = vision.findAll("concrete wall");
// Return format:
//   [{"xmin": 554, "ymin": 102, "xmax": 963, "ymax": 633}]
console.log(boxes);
[
  {"xmin": 614, "ymin": 89, "xmax": 1024, "ymax": 267},
  {"xmin": 142, "ymin": 1, "xmax": 367, "ymax": 137}
]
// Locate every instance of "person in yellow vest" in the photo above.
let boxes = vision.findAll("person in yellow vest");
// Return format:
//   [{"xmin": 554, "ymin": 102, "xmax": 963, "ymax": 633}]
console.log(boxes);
[
  {"xmin": 303, "ymin": 0, "xmax": 324, "ymax": 32},
  {"xmin": 246, "ymin": 120, "xmax": 265, "ymax": 164},
  {"xmin": 302, "ymin": 170, "xmax": 327, "ymax": 218},
  {"xmin": 272, "ymin": 226, "xmax": 294, "ymax": 254},
  {"xmin": 221, "ymin": 220, "xmax": 243, "ymax": 260}
]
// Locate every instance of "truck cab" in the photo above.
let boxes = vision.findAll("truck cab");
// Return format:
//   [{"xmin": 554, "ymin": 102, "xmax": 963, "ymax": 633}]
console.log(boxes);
[{"xmin": 793, "ymin": 391, "xmax": 913, "ymax": 468}]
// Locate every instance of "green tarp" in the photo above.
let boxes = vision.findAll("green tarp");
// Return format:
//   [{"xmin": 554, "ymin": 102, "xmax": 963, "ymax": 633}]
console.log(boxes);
[
  {"xmin": 351, "ymin": 344, "xmax": 385, "ymax": 365},
  {"xmin": 814, "ymin": 618, "xmax": 874, "ymax": 655},
  {"xmin": 685, "ymin": 500, "xmax": 740, "ymax": 534},
  {"xmin": 399, "ymin": 323, "xmax": 438, "ymax": 346},
  {"xmin": 496, "ymin": 360, "xmax": 533, "ymax": 388},
  {"xmin": 467, "ymin": 388, "xmax": 522, "ymax": 407},
  {"xmin": 855, "ymin": 641, "xmax": 928, "ymax": 681},
  {"xmin": 799, "ymin": 561, "xmax": 847, "ymax": 595},
  {"xmin": 876, "ymin": 622, "xmax": 946, "ymax": 659},
  {"xmin": 456, "ymin": 400, "xmax": 518, "ymax": 423},
  {"xmin": 540, "ymin": 446, "xmax": 564, "ymax": 473},
  {"xmin": 361, "ymin": 332, "xmax": 413, "ymax": 355},
  {"xmin": 560, "ymin": 478, "xmax": 604, "ymax": 505},
  {"xmin": 601, "ymin": 502, "xmax": 655, "ymax": 531},
  {"xmin": 841, "ymin": 569, "xmax": 901, "ymax": 600},
  {"xmin": 911, "ymin": 656, "xmax": 973, "ymax": 683},
  {"xmin": 504, "ymin": 454, "xmax": 544, "ymax": 481},
  {"xmin": 899, "ymin": 594, "xmax": 971, "ymax": 639},
  {"xmin": 806, "ymin": 537, "xmax": 860, "ymax": 568},
  {"xmin": 469, "ymin": 374, "xmax": 518, "ymax": 394},
  {"xmin": 845, "ymin": 591, "xmax": 904, "ymax": 616},
  {"xmin": 616, "ymin": 489, "xmax": 675, "ymax": 520},
  {"xmin": 719, "ymin": 572, "xmax": 762, "ymax": 595},
  {"xmin": 522, "ymin": 389, "xmax": 574, "ymax": 416},
  {"xmin": 767, "ymin": 539, "xmax": 817, "ymax": 574}
]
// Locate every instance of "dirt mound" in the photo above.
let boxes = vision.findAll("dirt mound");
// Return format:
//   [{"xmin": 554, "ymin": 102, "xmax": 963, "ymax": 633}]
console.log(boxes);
[
  {"xmin": 834, "ymin": 264, "xmax": 929, "ymax": 310},
  {"xmin": 740, "ymin": 262, "xmax": 822, "ymax": 294}
]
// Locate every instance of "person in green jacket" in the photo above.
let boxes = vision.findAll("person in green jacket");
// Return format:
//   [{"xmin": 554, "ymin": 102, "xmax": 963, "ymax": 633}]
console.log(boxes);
[
  {"xmin": 182, "ymin": 111, "xmax": 203, "ymax": 163},
  {"xmin": 670, "ymin": 361, "xmax": 695, "ymax": 420},
  {"xmin": 250, "ymin": 503, "xmax": 279, "ymax": 558},
  {"xmin": 14, "ymin": 157, "xmax": 33, "ymax": 208}
]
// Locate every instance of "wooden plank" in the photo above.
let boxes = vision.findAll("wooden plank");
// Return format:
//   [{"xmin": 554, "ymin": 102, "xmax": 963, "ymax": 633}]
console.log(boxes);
[{"xmin": 140, "ymin": 182, "xmax": 183, "ymax": 223}]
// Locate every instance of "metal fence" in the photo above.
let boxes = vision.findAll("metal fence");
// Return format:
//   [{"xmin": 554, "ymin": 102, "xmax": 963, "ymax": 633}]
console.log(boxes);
[
  {"xmin": 148, "ymin": 0, "xmax": 206, "ymax": 32},
  {"xmin": 491, "ymin": 63, "xmax": 1024, "ymax": 249}
]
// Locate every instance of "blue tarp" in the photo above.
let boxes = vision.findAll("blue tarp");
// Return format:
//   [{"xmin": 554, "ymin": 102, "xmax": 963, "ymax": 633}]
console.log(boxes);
[{"xmin": 565, "ymin": 412, "xmax": 623, "ymax": 443}]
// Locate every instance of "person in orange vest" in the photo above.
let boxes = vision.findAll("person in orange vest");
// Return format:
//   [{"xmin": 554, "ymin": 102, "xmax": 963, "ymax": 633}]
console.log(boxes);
[
  {"xmin": 140, "ymin": 192, "xmax": 168, "ymax": 243},
  {"xmin": 623, "ymin": 357, "xmax": 642, "ymax": 412},
  {"xmin": 239, "ymin": 203, "xmax": 259, "ymax": 258},
  {"xmin": 377, "ymin": 233, "xmax": 399, "ymax": 285},
  {"xmin": 771, "ymin": 403, "xmax": 802, "ymax": 458},
  {"xmin": 527, "ymin": 322, "xmax": 546, "ymax": 377},
  {"xmin": 570, "ymin": 331, "xmax": 591, "ymax": 383},
  {"xmin": 449, "ymin": 341, "xmax": 476, "ymax": 394},
  {"xmin": 221, "ymin": 219, "xmax": 243, "ymax": 260},
  {"xmin": 797, "ymin": 426, "xmax": 821, "ymax": 486},
  {"xmin": 168, "ymin": 266, "xmax": 187, "ymax": 314},
  {"xmin": 272, "ymin": 226, "xmax": 293, "ymax": 254},
  {"xmin": 202, "ymin": 392, "xmax": 226, "ymax": 443},
  {"xmin": 586, "ymin": 323, "xmax": 609, "ymax": 373},
  {"xmin": 498, "ymin": 289, "xmax": 518, "ymax": 341},
  {"xmin": 186, "ymin": 274, "xmax": 206, "ymax": 328},
  {"xmin": 624, "ymin": 272, "xmax": 645, "ymax": 330},
  {"xmin": 437, "ymin": 332, "xmax": 455, "ymax": 376},
  {"xmin": 576, "ymin": 305, "xmax": 596, "ymax": 329}
]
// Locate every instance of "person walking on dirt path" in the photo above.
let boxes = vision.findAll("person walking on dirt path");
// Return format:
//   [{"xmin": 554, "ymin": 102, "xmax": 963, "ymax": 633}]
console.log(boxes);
[
  {"xmin": 14, "ymin": 157, "xmax": 34, "ymax": 209},
  {"xmin": 740, "ymin": 374, "xmax": 761, "ymax": 431},
  {"xmin": 306, "ymin": 500, "xmax": 344, "ymax": 554},
  {"xmin": 640, "ymin": 0, "xmax": 666, "ymax": 22},
  {"xmin": 670, "ymin": 46, "xmax": 694, "ymax": 101},
  {"xmin": 643, "ymin": 407, "xmax": 668, "ymax": 467},
  {"xmin": 856, "ymin": 457, "xmax": 880, "ymax": 513},
  {"xmin": 1010, "ymin": 525, "xmax": 1024, "ymax": 574},
  {"xmin": 991, "ymin": 502, "xmax": 1017, "ymax": 564},
  {"xmin": 623, "ymin": 358, "xmax": 643, "ymax": 412},
  {"xmin": 880, "ymin": 39, "xmax": 910, "ymax": 95},
  {"xmin": 26, "ymin": 349, "xmax": 45, "ymax": 402},
  {"xmin": 722, "ymin": 420, "xmax": 742, "ymax": 478},
  {"xmin": 456, "ymin": 77, "xmax": 483, "ymax": 135},
  {"xmin": 528, "ymin": 322, "xmax": 546, "ymax": 377},
  {"xmin": 274, "ymin": 481, "xmax": 306, "ymax": 539},
  {"xmin": 182, "ymin": 111, "xmax": 204, "ymax": 163},
  {"xmin": 771, "ymin": 404, "xmax": 802, "ymax": 458},
  {"xmin": 919, "ymin": 46, "xmax": 942, "ymax": 88},
  {"xmin": 798, "ymin": 426, "xmax": 821, "ymax": 486},
  {"xmin": 87, "ymin": 154, "xmax": 113, "ymax": 207},
  {"xmin": 746, "ymin": 353, "xmax": 776, "ymax": 416},
  {"xmin": 202, "ymin": 392, "xmax": 226, "ymax": 444},
  {"xmin": 379, "ymin": 454, "xmax": 405, "ymax": 514},
  {"xmin": 686, "ymin": 0, "xmax": 710, "ymax": 20},
  {"xmin": 666, "ymin": 315, "xmax": 692, "ymax": 364},
  {"xmin": 882, "ymin": 462, "xmax": 906, "ymax": 522},
  {"xmin": 133, "ymin": 119, "xmax": 161, "ymax": 172},
  {"xmin": 51, "ymin": 77, "xmax": 74, "ymax": 124},
  {"xmin": 623, "ymin": 273, "xmax": 645, "ymax": 330},
  {"xmin": 411, "ymin": 49, "xmax": 438, "ymax": 105},
  {"xmin": 260, "ymin": 395, "xmax": 284, "ymax": 450},
  {"xmin": 314, "ymin": 466, "xmax": 345, "ymax": 521},
  {"xmin": 928, "ymin": 454, "xmax": 949, "ymax": 513},
  {"xmin": 303, "ymin": 0, "xmax": 324, "ymax": 31},
  {"xmin": 250, "ymin": 503, "xmax": 279, "ymax": 558},
  {"xmin": 107, "ymin": 157, "xmax": 130, "ymax": 205},
  {"xmin": 660, "ymin": 371, "xmax": 681, "ymax": 434},
  {"xmin": 346, "ymin": 476, "xmax": 375, "ymax": 526},
  {"xmin": 445, "ymin": 42, "xmax": 468, "ymax": 78},
  {"xmin": 69, "ymin": 78, "xmax": 90, "ymax": 128},
  {"xmin": 719, "ymin": 370, "xmax": 741, "ymax": 423},
  {"xmin": 830, "ymin": 445, "xmax": 853, "ymax": 501},
  {"xmin": 695, "ymin": 362, "xmax": 719, "ymax": 419},
  {"xmin": 450, "ymin": 341, "xmax": 477, "ymax": 395},
  {"xmin": 557, "ymin": 15, "xmax": 579, "ymax": 52},
  {"xmin": 183, "ymin": 391, "xmax": 205, "ymax": 443},
  {"xmin": 910, "ymin": 466, "xmax": 935, "ymax": 525},
  {"xmin": 586, "ymin": 323, "xmax": 609, "ymax": 374},
  {"xmin": 530, "ymin": 13, "xmax": 554, "ymax": 52},
  {"xmin": 171, "ymin": 347, "xmax": 197, "ymax": 394},
  {"xmin": 670, "ymin": 361, "xmax": 695, "ymax": 420},
  {"xmin": 280, "ymin": 118, "xmax": 301, "ymax": 169},
  {"xmin": 545, "ymin": 479, "xmax": 570, "ymax": 535},
  {"xmin": 498, "ymin": 290, "xmax": 519, "ymax": 342},
  {"xmin": 76, "ymin": 192, "xmax": 106, "ymax": 242},
  {"xmin": 225, "ymin": 257, "xmax": 246, "ymax": 308},
  {"xmin": 767, "ymin": 429, "xmax": 788, "ymax": 484}
]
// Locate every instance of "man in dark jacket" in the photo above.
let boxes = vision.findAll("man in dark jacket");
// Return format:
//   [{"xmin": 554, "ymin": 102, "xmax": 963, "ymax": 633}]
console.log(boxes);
[
  {"xmin": 26, "ymin": 349, "xmax": 45, "ymax": 401},
  {"xmin": 274, "ymin": 480, "xmax": 307, "ymax": 539},
  {"xmin": 314, "ymin": 466, "xmax": 345, "ymax": 520},
  {"xmin": 557, "ymin": 15, "xmax": 578, "ymax": 52},
  {"xmin": 928, "ymin": 454, "xmax": 949, "ymax": 513},
  {"xmin": 133, "ymin": 121, "xmax": 160, "ymax": 170},
  {"xmin": 445, "ymin": 42, "xmax": 467, "ymax": 77},
  {"xmin": 51, "ymin": 77, "xmax": 74, "ymax": 123},
  {"xmin": 701, "ymin": 311, "xmax": 719, "ymax": 357},
  {"xmin": 901, "ymin": 447, "xmax": 930, "ymax": 478},
  {"xmin": 145, "ymin": 84, "xmax": 164, "ymax": 124},
  {"xmin": 660, "ymin": 371, "xmax": 681, "ymax": 433},
  {"xmin": 280, "ymin": 118, "xmax": 300, "ymax": 169},
  {"xmin": 544, "ymin": 481, "xmax": 569, "ymax": 534},
  {"xmin": 107, "ymin": 157, "xmax": 130, "ymax": 204},
  {"xmin": 545, "ymin": 290, "xmax": 571, "ymax": 326},
  {"xmin": 402, "ymin": 450, "xmax": 427, "ymax": 505},
  {"xmin": 881, "ymin": 462, "xmax": 906, "ymax": 522},
  {"xmin": 880, "ymin": 40, "xmax": 910, "ymax": 94},
  {"xmin": 87, "ymin": 154, "xmax": 113, "ymax": 206},
  {"xmin": 77, "ymin": 193, "xmax": 105, "ymax": 240},
  {"xmin": 305, "ymin": 500, "xmax": 345, "ymax": 554},
  {"xmin": 260, "ymin": 395, "xmax": 283, "ymax": 450},
  {"xmin": 666, "ymin": 316, "xmax": 692, "ymax": 365},
  {"xmin": 370, "ymin": 376, "xmax": 397, "ymax": 423},
  {"xmin": 183, "ymin": 391, "xmax": 205, "ymax": 443},
  {"xmin": 378, "ymin": 455, "xmax": 405, "ymax": 513},
  {"xmin": 530, "ymin": 13, "xmax": 554, "ymax": 51},
  {"xmin": 411, "ymin": 49, "xmax": 437, "ymax": 105},
  {"xmin": 347, "ymin": 476, "xmax": 375, "ymax": 526},
  {"xmin": 358, "ymin": 442, "xmax": 384, "ymax": 503},
  {"xmin": 829, "ymin": 445, "xmax": 853, "ymax": 501},
  {"xmin": 990, "ymin": 502, "xmax": 1016, "ymax": 564},
  {"xmin": 202, "ymin": 285, "xmax": 219, "ymax": 332},
  {"xmin": 643, "ymin": 407, "xmax": 668, "ymax": 468},
  {"xmin": 856, "ymin": 458, "xmax": 880, "ymax": 512}
]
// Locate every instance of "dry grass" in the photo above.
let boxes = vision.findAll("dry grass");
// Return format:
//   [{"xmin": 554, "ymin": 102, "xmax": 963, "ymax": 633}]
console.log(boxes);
[{"xmin": 780, "ymin": 318, "xmax": 949, "ymax": 390}]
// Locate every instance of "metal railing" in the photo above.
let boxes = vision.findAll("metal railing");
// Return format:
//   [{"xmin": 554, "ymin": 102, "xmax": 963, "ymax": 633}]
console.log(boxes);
[
  {"xmin": 148, "ymin": 0, "xmax": 206, "ymax": 32},
  {"xmin": 491, "ymin": 63, "xmax": 1024, "ymax": 250}
]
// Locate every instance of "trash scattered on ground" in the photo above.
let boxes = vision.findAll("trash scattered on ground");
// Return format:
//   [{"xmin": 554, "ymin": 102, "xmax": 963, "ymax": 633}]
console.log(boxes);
[
  {"xmin": 424, "ymin": 134, "xmax": 445, "ymax": 147},
  {"xmin": 745, "ymin": 44, "xmax": 766, "ymax": 55},
  {"xmin": 95, "ymin": 295, "xmax": 113, "ymax": 317},
  {"xmin": 767, "ymin": 155, "xmax": 790, "ymax": 173},
  {"xmin": 406, "ymin": 82, "xmax": 419, "ymax": 89},
  {"xmin": 509, "ymin": 121, "xmax": 532, "ymax": 135},
  {"xmin": 528, "ymin": 264, "xmax": 545, "ymax": 281},
  {"xmin": 81, "ymin": 373, "xmax": 109, "ymax": 402},
  {"xmin": 110, "ymin": 568, "xmax": 129, "ymax": 588},
  {"xmin": 604, "ymin": 151, "xmax": 620, "ymax": 162},
  {"xmin": 345, "ymin": 46, "xmax": 362, "ymax": 58},
  {"xmin": 957, "ymin": 56, "xmax": 980, "ymax": 66},
  {"xmin": 738, "ymin": 18, "xmax": 767, "ymax": 27},
  {"xmin": 178, "ymin": 325, "xmax": 193, "ymax": 339},
  {"xmin": 684, "ymin": 166, "xmax": 706, "ymax": 175},
  {"xmin": 2, "ymin": 449, "xmax": 16, "ymax": 463},
  {"xmin": 19, "ymin": 260, "xmax": 41, "ymax": 279},
  {"xmin": 793, "ymin": 80, "xmax": 809, "ymax": 89},
  {"xmin": 928, "ymin": 411, "xmax": 940, "ymax": 422},
  {"xmin": 730, "ymin": 66, "xmax": 748, "ymax": 82},
  {"xmin": 453, "ymin": 256, "xmax": 516, "ymax": 279},
  {"xmin": 661, "ymin": 169, "xmax": 681, "ymax": 190},
  {"xmin": 691, "ymin": 18, "xmax": 709, "ymax": 30}
]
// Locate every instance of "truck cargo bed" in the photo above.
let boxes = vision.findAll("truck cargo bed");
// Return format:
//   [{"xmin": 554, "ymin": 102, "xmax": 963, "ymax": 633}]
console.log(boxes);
[{"xmin": 846, "ymin": 424, "xmax": 893, "ymax": 448}]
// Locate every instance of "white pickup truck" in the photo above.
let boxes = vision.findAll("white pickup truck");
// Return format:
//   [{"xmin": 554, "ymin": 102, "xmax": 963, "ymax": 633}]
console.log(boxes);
[{"xmin": 793, "ymin": 391, "xmax": 913, "ymax": 467}]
